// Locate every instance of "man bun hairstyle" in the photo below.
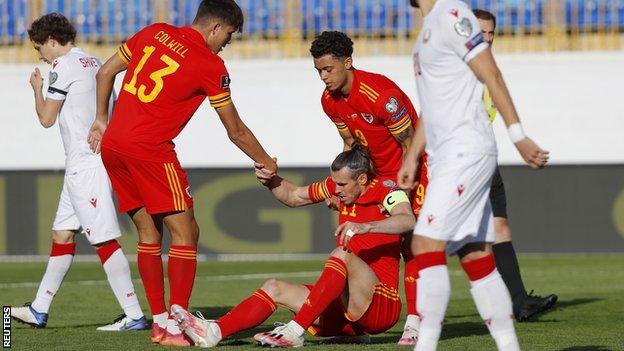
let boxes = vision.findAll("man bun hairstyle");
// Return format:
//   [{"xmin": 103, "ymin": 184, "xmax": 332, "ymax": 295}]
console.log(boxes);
[
  {"xmin": 28, "ymin": 13, "xmax": 76, "ymax": 45},
  {"xmin": 331, "ymin": 142, "xmax": 375, "ymax": 180},
  {"xmin": 310, "ymin": 31, "xmax": 354, "ymax": 59},
  {"xmin": 193, "ymin": 0, "xmax": 244, "ymax": 32},
  {"xmin": 473, "ymin": 9, "xmax": 497, "ymax": 29}
]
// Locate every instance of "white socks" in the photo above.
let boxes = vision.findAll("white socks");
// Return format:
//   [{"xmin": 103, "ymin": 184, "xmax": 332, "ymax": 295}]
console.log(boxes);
[
  {"xmin": 287, "ymin": 320, "xmax": 305, "ymax": 337},
  {"xmin": 470, "ymin": 270, "xmax": 520, "ymax": 351},
  {"xmin": 101, "ymin": 248, "xmax": 143, "ymax": 320},
  {"xmin": 414, "ymin": 265, "xmax": 451, "ymax": 351},
  {"xmin": 405, "ymin": 314, "xmax": 421, "ymax": 330},
  {"xmin": 153, "ymin": 312, "xmax": 168, "ymax": 327},
  {"xmin": 31, "ymin": 253, "xmax": 74, "ymax": 313}
]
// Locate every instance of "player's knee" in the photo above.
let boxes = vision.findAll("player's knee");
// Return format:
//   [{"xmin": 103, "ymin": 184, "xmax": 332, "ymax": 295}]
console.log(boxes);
[
  {"xmin": 458, "ymin": 242, "xmax": 490, "ymax": 264},
  {"xmin": 329, "ymin": 247, "xmax": 348, "ymax": 261},
  {"xmin": 494, "ymin": 218, "xmax": 512, "ymax": 243},
  {"xmin": 52, "ymin": 230, "xmax": 75, "ymax": 244},
  {"xmin": 260, "ymin": 279, "xmax": 284, "ymax": 300}
]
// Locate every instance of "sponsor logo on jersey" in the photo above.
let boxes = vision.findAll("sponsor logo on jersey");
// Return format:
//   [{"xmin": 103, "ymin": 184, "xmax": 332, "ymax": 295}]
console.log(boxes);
[
  {"xmin": 465, "ymin": 32, "xmax": 485, "ymax": 50},
  {"xmin": 391, "ymin": 107, "xmax": 408, "ymax": 122},
  {"xmin": 52, "ymin": 59, "xmax": 59, "ymax": 69},
  {"xmin": 185, "ymin": 186, "xmax": 192, "ymax": 198},
  {"xmin": 220, "ymin": 75, "xmax": 231, "ymax": 89},
  {"xmin": 89, "ymin": 198, "xmax": 97, "ymax": 207},
  {"xmin": 349, "ymin": 113, "xmax": 358, "ymax": 121},
  {"xmin": 85, "ymin": 228, "xmax": 91, "ymax": 236},
  {"xmin": 385, "ymin": 97, "xmax": 399, "ymax": 114},
  {"xmin": 427, "ymin": 214, "xmax": 435, "ymax": 224},
  {"xmin": 49, "ymin": 71, "xmax": 58, "ymax": 85},
  {"xmin": 449, "ymin": 9, "xmax": 459, "ymax": 18},
  {"xmin": 361, "ymin": 113, "xmax": 374, "ymax": 124},
  {"xmin": 454, "ymin": 17, "xmax": 473, "ymax": 37}
]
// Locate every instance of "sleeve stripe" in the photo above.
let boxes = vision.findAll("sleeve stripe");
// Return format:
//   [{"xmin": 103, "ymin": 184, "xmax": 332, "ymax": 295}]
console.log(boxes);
[
  {"xmin": 388, "ymin": 118, "xmax": 412, "ymax": 135},
  {"xmin": 47, "ymin": 86, "xmax": 68, "ymax": 95},
  {"xmin": 211, "ymin": 98, "xmax": 232, "ymax": 108},
  {"xmin": 118, "ymin": 43, "xmax": 131, "ymax": 63},
  {"xmin": 209, "ymin": 92, "xmax": 231, "ymax": 101},
  {"xmin": 308, "ymin": 180, "xmax": 331, "ymax": 203},
  {"xmin": 387, "ymin": 114, "xmax": 411, "ymax": 130}
]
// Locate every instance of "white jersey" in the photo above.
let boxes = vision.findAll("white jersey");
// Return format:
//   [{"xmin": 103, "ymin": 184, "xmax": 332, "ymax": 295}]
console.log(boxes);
[
  {"xmin": 46, "ymin": 47, "xmax": 109, "ymax": 173},
  {"xmin": 412, "ymin": 0, "xmax": 497, "ymax": 162}
]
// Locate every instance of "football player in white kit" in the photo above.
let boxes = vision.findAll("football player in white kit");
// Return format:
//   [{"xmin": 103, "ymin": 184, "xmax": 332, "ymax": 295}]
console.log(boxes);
[
  {"xmin": 399, "ymin": 1, "xmax": 549, "ymax": 350},
  {"xmin": 10, "ymin": 13, "xmax": 148, "ymax": 332}
]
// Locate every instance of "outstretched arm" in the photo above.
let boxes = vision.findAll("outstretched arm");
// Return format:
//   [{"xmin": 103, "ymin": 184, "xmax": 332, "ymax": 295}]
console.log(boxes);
[{"xmin": 217, "ymin": 103, "xmax": 277, "ymax": 175}]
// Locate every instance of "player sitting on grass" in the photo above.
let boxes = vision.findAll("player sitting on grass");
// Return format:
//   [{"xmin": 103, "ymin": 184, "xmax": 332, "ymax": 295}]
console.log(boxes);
[{"xmin": 170, "ymin": 144, "xmax": 416, "ymax": 347}]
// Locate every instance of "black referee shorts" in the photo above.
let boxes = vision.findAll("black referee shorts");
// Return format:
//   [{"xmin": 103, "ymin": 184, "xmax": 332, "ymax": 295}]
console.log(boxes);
[{"xmin": 489, "ymin": 166, "xmax": 507, "ymax": 219}]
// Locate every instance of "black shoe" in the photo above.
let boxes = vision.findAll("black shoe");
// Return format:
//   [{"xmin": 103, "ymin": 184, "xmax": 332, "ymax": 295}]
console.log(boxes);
[{"xmin": 513, "ymin": 290, "xmax": 558, "ymax": 322}]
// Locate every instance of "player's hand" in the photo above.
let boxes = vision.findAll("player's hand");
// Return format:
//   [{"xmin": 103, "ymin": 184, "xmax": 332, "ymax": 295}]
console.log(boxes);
[
  {"xmin": 515, "ymin": 138, "xmax": 549, "ymax": 169},
  {"xmin": 88, "ymin": 118, "xmax": 107, "ymax": 154},
  {"xmin": 29, "ymin": 68, "xmax": 43, "ymax": 91},
  {"xmin": 397, "ymin": 158, "xmax": 419, "ymax": 190},
  {"xmin": 335, "ymin": 221, "xmax": 371, "ymax": 249},
  {"xmin": 325, "ymin": 195, "xmax": 341, "ymax": 211},
  {"xmin": 254, "ymin": 157, "xmax": 277, "ymax": 185}
]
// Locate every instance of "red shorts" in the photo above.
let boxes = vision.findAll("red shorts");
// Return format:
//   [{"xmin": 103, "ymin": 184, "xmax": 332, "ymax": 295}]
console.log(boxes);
[
  {"xmin": 101, "ymin": 147, "xmax": 193, "ymax": 214},
  {"xmin": 306, "ymin": 283, "xmax": 401, "ymax": 337}
]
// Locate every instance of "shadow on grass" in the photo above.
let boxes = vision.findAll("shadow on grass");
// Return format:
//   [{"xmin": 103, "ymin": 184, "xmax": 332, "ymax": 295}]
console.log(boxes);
[
  {"xmin": 559, "ymin": 346, "xmax": 614, "ymax": 351},
  {"xmin": 555, "ymin": 297, "xmax": 602, "ymax": 310}
]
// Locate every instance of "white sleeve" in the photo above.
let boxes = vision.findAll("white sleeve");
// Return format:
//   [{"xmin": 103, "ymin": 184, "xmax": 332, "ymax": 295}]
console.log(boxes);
[
  {"xmin": 438, "ymin": 4, "xmax": 489, "ymax": 62},
  {"xmin": 46, "ymin": 60, "xmax": 75, "ymax": 100}
]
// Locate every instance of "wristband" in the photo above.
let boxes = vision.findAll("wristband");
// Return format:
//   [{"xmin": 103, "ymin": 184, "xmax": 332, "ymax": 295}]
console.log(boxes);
[
  {"xmin": 345, "ymin": 229, "xmax": 355, "ymax": 238},
  {"xmin": 507, "ymin": 123, "xmax": 527, "ymax": 143}
]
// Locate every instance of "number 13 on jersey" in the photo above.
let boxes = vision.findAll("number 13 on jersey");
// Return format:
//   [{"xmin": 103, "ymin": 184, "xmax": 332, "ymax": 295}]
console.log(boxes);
[{"xmin": 123, "ymin": 45, "xmax": 180, "ymax": 103}]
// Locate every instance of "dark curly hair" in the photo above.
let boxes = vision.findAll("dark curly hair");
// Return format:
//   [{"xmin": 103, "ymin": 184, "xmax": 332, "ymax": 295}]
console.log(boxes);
[
  {"xmin": 193, "ymin": 0, "xmax": 244, "ymax": 32},
  {"xmin": 331, "ymin": 142, "xmax": 375, "ymax": 180},
  {"xmin": 28, "ymin": 13, "xmax": 76, "ymax": 45},
  {"xmin": 310, "ymin": 31, "xmax": 354, "ymax": 59}
]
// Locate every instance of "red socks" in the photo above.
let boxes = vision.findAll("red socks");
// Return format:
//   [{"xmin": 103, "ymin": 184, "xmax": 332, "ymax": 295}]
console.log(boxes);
[
  {"xmin": 216, "ymin": 289, "xmax": 277, "ymax": 339},
  {"xmin": 404, "ymin": 256, "xmax": 419, "ymax": 315},
  {"xmin": 461, "ymin": 254, "xmax": 496, "ymax": 281},
  {"xmin": 293, "ymin": 256, "xmax": 347, "ymax": 329},
  {"xmin": 51, "ymin": 242, "xmax": 76, "ymax": 256},
  {"xmin": 96, "ymin": 240, "xmax": 121, "ymax": 264},
  {"xmin": 137, "ymin": 242, "xmax": 166, "ymax": 315},
  {"xmin": 168, "ymin": 245, "xmax": 197, "ymax": 309},
  {"xmin": 416, "ymin": 251, "xmax": 447, "ymax": 271}
]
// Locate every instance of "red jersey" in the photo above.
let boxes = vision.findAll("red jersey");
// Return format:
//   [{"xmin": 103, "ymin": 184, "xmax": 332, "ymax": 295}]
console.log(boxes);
[
  {"xmin": 308, "ymin": 177, "xmax": 403, "ymax": 289},
  {"xmin": 102, "ymin": 23, "xmax": 232, "ymax": 161},
  {"xmin": 321, "ymin": 69, "xmax": 418, "ymax": 178}
]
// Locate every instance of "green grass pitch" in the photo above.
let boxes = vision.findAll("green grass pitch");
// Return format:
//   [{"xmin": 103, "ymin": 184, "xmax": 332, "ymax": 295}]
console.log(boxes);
[{"xmin": 1, "ymin": 256, "xmax": 622, "ymax": 350}]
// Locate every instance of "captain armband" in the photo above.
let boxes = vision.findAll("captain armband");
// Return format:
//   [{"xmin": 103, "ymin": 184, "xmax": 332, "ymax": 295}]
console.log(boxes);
[{"xmin": 382, "ymin": 190, "xmax": 410, "ymax": 213}]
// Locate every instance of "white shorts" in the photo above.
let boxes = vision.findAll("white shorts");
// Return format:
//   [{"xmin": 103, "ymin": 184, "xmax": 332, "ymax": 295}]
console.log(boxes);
[
  {"xmin": 413, "ymin": 154, "xmax": 496, "ymax": 255},
  {"xmin": 52, "ymin": 163, "xmax": 121, "ymax": 245}
]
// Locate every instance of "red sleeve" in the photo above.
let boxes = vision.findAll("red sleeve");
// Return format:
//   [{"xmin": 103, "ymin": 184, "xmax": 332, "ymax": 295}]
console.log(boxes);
[
  {"xmin": 321, "ymin": 90, "xmax": 348, "ymax": 132},
  {"xmin": 117, "ymin": 24, "xmax": 154, "ymax": 65},
  {"xmin": 202, "ymin": 59, "xmax": 232, "ymax": 108},
  {"xmin": 375, "ymin": 89, "xmax": 413, "ymax": 137},
  {"xmin": 307, "ymin": 177, "xmax": 336, "ymax": 203}
]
